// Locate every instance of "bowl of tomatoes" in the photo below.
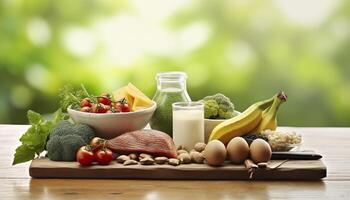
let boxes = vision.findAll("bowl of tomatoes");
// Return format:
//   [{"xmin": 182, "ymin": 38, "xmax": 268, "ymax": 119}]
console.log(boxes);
[{"xmin": 67, "ymin": 93, "xmax": 157, "ymax": 139}]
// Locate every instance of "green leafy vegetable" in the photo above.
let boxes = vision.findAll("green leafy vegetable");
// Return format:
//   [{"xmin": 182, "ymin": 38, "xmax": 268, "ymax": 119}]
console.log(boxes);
[
  {"xmin": 12, "ymin": 145, "xmax": 36, "ymax": 165},
  {"xmin": 59, "ymin": 84, "xmax": 93, "ymax": 112},
  {"xmin": 12, "ymin": 109, "xmax": 68, "ymax": 165}
]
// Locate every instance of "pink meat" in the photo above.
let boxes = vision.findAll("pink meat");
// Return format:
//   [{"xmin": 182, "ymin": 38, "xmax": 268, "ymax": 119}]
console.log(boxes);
[{"xmin": 106, "ymin": 130, "xmax": 177, "ymax": 158}]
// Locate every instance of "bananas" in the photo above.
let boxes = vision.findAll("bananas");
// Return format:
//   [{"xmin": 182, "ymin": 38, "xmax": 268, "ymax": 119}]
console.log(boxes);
[
  {"xmin": 252, "ymin": 92, "xmax": 287, "ymax": 133},
  {"xmin": 208, "ymin": 92, "xmax": 287, "ymax": 145},
  {"xmin": 208, "ymin": 95, "xmax": 275, "ymax": 144}
]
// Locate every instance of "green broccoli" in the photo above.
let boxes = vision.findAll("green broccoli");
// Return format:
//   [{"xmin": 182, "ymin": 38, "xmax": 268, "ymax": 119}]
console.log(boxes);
[
  {"xmin": 203, "ymin": 93, "xmax": 235, "ymax": 119},
  {"xmin": 46, "ymin": 121, "xmax": 95, "ymax": 161},
  {"xmin": 204, "ymin": 99, "xmax": 220, "ymax": 119}
]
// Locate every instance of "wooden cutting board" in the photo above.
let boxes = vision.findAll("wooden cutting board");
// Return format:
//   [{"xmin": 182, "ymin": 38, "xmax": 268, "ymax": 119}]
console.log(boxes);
[{"xmin": 29, "ymin": 157, "xmax": 326, "ymax": 180}]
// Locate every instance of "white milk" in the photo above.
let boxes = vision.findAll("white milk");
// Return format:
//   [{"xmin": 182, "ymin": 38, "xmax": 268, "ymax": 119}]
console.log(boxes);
[{"xmin": 173, "ymin": 109, "xmax": 204, "ymax": 150}]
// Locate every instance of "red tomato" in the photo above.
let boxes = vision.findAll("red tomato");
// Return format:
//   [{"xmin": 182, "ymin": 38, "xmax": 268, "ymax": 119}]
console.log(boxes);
[
  {"xmin": 80, "ymin": 106, "xmax": 92, "ymax": 112},
  {"xmin": 114, "ymin": 100, "xmax": 130, "ymax": 112},
  {"xmin": 76, "ymin": 146, "xmax": 94, "ymax": 166},
  {"xmin": 80, "ymin": 98, "xmax": 92, "ymax": 108},
  {"xmin": 92, "ymin": 103, "xmax": 108, "ymax": 113},
  {"xmin": 90, "ymin": 137, "xmax": 106, "ymax": 153},
  {"xmin": 97, "ymin": 93, "xmax": 112, "ymax": 105},
  {"xmin": 95, "ymin": 148, "xmax": 113, "ymax": 165},
  {"xmin": 121, "ymin": 103, "xmax": 130, "ymax": 112}
]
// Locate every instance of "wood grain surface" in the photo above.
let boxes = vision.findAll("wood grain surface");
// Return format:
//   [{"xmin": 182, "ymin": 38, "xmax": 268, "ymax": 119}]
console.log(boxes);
[
  {"xmin": 29, "ymin": 158, "xmax": 326, "ymax": 180},
  {"xmin": 1, "ymin": 125, "xmax": 350, "ymax": 199}
]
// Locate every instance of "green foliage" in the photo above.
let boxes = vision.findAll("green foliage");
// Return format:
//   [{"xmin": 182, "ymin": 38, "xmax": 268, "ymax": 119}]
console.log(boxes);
[
  {"xmin": 1, "ymin": 0, "xmax": 350, "ymax": 126},
  {"xmin": 59, "ymin": 84, "xmax": 93, "ymax": 112},
  {"xmin": 12, "ymin": 109, "xmax": 68, "ymax": 165}
]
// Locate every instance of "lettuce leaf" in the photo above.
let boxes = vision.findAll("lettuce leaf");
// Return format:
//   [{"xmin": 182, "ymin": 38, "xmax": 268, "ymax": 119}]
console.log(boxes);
[{"xmin": 12, "ymin": 109, "xmax": 68, "ymax": 165}]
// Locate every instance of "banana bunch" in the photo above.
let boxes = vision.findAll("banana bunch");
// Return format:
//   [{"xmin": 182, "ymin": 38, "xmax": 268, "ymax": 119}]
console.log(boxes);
[{"xmin": 208, "ymin": 92, "xmax": 287, "ymax": 144}]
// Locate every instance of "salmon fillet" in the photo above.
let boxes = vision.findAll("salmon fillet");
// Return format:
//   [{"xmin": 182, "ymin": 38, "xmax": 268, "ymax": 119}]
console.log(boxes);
[{"xmin": 106, "ymin": 130, "xmax": 177, "ymax": 158}]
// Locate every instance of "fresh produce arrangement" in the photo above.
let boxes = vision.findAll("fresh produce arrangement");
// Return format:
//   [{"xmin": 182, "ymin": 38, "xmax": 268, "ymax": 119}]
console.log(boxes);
[
  {"xmin": 63, "ymin": 85, "xmax": 129, "ymax": 114},
  {"xmin": 13, "ymin": 83, "xmax": 154, "ymax": 165},
  {"xmin": 13, "ymin": 71, "xmax": 311, "ymax": 181},
  {"xmin": 209, "ymin": 91, "xmax": 287, "ymax": 144},
  {"xmin": 60, "ymin": 83, "xmax": 153, "ymax": 114}
]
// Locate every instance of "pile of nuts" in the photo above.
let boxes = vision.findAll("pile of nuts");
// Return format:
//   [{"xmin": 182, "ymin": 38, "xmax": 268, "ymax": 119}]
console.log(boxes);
[{"xmin": 115, "ymin": 142, "xmax": 207, "ymax": 166}]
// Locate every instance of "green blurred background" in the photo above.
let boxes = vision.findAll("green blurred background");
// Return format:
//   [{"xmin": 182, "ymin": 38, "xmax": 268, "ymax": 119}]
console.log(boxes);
[{"xmin": 1, "ymin": 0, "xmax": 349, "ymax": 126}]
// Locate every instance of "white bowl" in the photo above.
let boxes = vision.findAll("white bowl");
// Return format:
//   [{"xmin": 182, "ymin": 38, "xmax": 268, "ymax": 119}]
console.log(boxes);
[
  {"xmin": 204, "ymin": 111, "xmax": 241, "ymax": 143},
  {"xmin": 67, "ymin": 102, "xmax": 157, "ymax": 139}
]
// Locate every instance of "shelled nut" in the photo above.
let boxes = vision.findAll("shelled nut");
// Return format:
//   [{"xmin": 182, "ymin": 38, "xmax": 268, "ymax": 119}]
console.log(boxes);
[
  {"xmin": 154, "ymin": 157, "xmax": 168, "ymax": 164},
  {"xmin": 168, "ymin": 158, "xmax": 180, "ymax": 166},
  {"xmin": 140, "ymin": 157, "xmax": 154, "ymax": 165},
  {"xmin": 128, "ymin": 153, "xmax": 138, "ymax": 160},
  {"xmin": 139, "ymin": 153, "xmax": 152, "ymax": 160},
  {"xmin": 123, "ymin": 160, "xmax": 138, "ymax": 166},
  {"xmin": 116, "ymin": 155, "xmax": 130, "ymax": 164}
]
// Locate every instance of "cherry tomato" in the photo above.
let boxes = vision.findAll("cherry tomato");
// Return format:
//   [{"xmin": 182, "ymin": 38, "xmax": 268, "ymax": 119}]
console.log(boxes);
[
  {"xmin": 95, "ymin": 148, "xmax": 113, "ymax": 165},
  {"xmin": 80, "ymin": 98, "xmax": 92, "ymax": 108},
  {"xmin": 114, "ymin": 102, "xmax": 122, "ymax": 112},
  {"xmin": 115, "ymin": 98, "xmax": 130, "ymax": 112},
  {"xmin": 121, "ymin": 104, "xmax": 130, "ymax": 112},
  {"xmin": 80, "ymin": 106, "xmax": 92, "ymax": 112},
  {"xmin": 90, "ymin": 137, "xmax": 106, "ymax": 152},
  {"xmin": 92, "ymin": 103, "xmax": 108, "ymax": 113},
  {"xmin": 76, "ymin": 146, "xmax": 94, "ymax": 166},
  {"xmin": 97, "ymin": 93, "xmax": 112, "ymax": 105}
]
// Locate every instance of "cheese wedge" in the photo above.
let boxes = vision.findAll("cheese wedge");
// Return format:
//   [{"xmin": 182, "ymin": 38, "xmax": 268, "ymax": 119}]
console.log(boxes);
[{"xmin": 113, "ymin": 83, "xmax": 153, "ymax": 111}]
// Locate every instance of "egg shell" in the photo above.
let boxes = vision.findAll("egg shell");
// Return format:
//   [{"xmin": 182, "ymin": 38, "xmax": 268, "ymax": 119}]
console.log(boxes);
[
  {"xmin": 203, "ymin": 140, "xmax": 227, "ymax": 166},
  {"xmin": 250, "ymin": 139, "xmax": 272, "ymax": 163},
  {"xmin": 227, "ymin": 137, "xmax": 250, "ymax": 164}
]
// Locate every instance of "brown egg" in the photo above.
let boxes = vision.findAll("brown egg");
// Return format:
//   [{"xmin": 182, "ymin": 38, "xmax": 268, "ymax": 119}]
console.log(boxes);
[
  {"xmin": 203, "ymin": 140, "xmax": 227, "ymax": 166},
  {"xmin": 250, "ymin": 139, "xmax": 272, "ymax": 163},
  {"xmin": 227, "ymin": 137, "xmax": 250, "ymax": 164}
]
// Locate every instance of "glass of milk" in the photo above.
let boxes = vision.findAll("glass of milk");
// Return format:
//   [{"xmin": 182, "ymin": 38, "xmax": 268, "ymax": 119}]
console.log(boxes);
[{"xmin": 172, "ymin": 102, "xmax": 204, "ymax": 150}]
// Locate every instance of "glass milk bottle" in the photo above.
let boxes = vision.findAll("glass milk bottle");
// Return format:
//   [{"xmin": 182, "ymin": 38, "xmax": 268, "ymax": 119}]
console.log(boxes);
[
  {"xmin": 172, "ymin": 102, "xmax": 204, "ymax": 150},
  {"xmin": 150, "ymin": 72, "xmax": 191, "ymax": 137}
]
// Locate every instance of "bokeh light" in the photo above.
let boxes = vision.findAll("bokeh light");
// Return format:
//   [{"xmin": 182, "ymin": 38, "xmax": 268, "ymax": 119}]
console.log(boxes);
[{"xmin": 0, "ymin": 0, "xmax": 349, "ymax": 126}]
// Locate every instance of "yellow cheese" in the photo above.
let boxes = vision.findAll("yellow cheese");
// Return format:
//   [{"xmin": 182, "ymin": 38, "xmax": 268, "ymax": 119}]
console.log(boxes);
[{"xmin": 113, "ymin": 83, "xmax": 153, "ymax": 111}]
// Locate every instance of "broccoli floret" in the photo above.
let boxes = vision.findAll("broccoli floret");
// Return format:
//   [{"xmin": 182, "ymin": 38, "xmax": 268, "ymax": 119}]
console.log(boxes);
[
  {"xmin": 49, "ymin": 121, "xmax": 72, "ymax": 138},
  {"xmin": 203, "ymin": 93, "xmax": 235, "ymax": 119},
  {"xmin": 218, "ymin": 109, "xmax": 235, "ymax": 119},
  {"xmin": 61, "ymin": 135, "xmax": 86, "ymax": 161},
  {"xmin": 204, "ymin": 100, "xmax": 220, "ymax": 119},
  {"xmin": 46, "ymin": 121, "xmax": 95, "ymax": 161},
  {"xmin": 48, "ymin": 121, "xmax": 95, "ymax": 144},
  {"xmin": 70, "ymin": 123, "xmax": 95, "ymax": 144},
  {"xmin": 46, "ymin": 135, "xmax": 64, "ymax": 161}
]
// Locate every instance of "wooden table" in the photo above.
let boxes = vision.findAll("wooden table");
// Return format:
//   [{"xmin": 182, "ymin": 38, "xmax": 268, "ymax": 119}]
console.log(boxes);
[{"xmin": 1, "ymin": 125, "xmax": 350, "ymax": 199}]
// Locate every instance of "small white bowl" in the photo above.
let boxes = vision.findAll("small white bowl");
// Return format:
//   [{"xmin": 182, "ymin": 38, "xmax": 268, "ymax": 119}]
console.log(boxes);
[
  {"xmin": 204, "ymin": 111, "xmax": 241, "ymax": 143},
  {"xmin": 68, "ymin": 102, "xmax": 157, "ymax": 139}
]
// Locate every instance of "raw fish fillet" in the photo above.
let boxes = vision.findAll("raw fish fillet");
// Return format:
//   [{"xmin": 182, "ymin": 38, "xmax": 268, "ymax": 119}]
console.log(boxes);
[{"xmin": 106, "ymin": 130, "xmax": 177, "ymax": 158}]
